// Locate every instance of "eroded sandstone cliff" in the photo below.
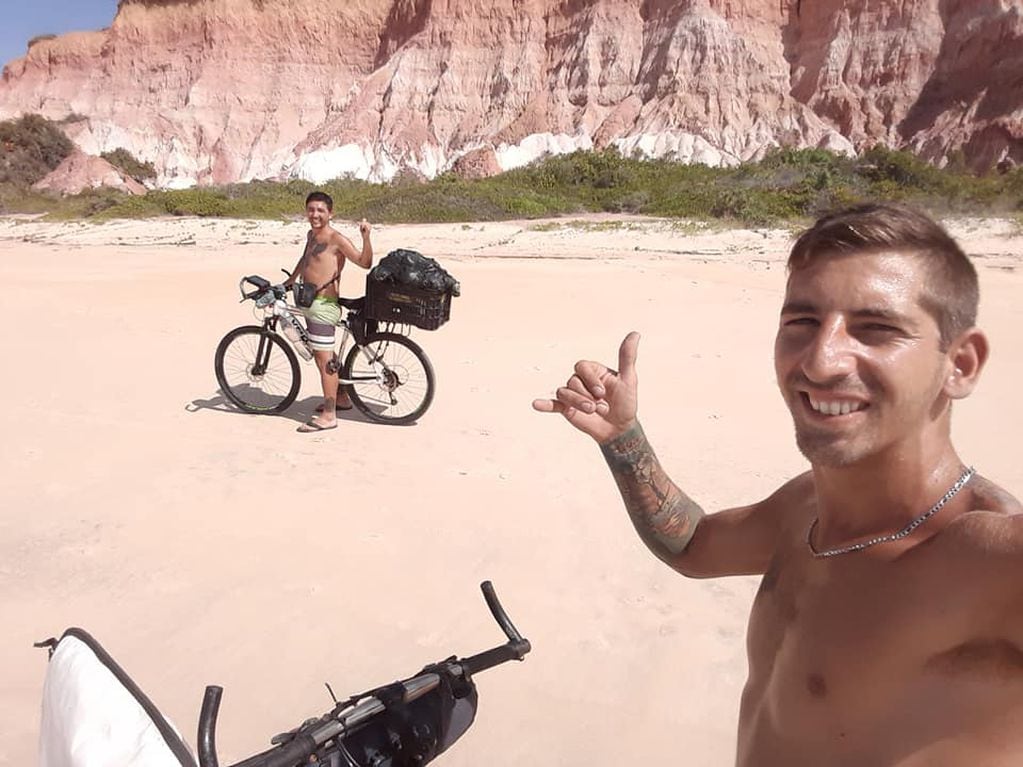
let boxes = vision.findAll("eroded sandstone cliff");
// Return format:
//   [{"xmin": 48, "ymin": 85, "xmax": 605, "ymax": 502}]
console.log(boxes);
[{"xmin": 1, "ymin": 0, "xmax": 1019, "ymax": 187}]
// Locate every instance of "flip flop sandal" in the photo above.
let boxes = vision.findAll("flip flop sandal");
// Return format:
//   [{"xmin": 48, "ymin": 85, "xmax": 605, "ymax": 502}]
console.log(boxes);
[{"xmin": 297, "ymin": 419, "xmax": 338, "ymax": 433}]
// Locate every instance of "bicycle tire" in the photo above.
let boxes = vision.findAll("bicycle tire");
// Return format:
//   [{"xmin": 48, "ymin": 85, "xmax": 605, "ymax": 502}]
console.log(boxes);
[
  {"xmin": 214, "ymin": 325, "xmax": 301, "ymax": 414},
  {"xmin": 342, "ymin": 332, "xmax": 435, "ymax": 425}
]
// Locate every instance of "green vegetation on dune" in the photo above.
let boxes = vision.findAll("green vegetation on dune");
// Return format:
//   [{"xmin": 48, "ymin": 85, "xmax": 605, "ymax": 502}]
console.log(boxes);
[
  {"xmin": 1, "ymin": 115, "xmax": 1021, "ymax": 226},
  {"xmin": 101, "ymin": 148, "xmax": 157, "ymax": 183},
  {"xmin": 0, "ymin": 114, "xmax": 74, "ymax": 187}
]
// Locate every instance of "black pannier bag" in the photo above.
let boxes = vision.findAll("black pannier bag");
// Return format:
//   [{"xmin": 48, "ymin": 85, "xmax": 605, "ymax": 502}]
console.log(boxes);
[
  {"xmin": 365, "ymin": 249, "xmax": 460, "ymax": 330},
  {"xmin": 336, "ymin": 659, "xmax": 478, "ymax": 767}
]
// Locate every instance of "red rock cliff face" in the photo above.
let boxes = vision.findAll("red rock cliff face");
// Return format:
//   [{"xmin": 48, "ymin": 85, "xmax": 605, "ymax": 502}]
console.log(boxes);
[{"xmin": 1, "ymin": 0, "xmax": 1019, "ymax": 187}]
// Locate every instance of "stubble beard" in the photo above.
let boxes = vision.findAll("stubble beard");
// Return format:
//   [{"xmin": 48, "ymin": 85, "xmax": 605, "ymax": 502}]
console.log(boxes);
[
  {"xmin": 788, "ymin": 390, "xmax": 873, "ymax": 468},
  {"xmin": 793, "ymin": 426, "xmax": 868, "ymax": 468}
]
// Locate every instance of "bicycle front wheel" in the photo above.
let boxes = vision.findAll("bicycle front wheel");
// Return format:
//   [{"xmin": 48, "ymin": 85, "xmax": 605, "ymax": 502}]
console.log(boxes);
[
  {"xmin": 342, "ymin": 332, "xmax": 435, "ymax": 424},
  {"xmin": 214, "ymin": 325, "xmax": 301, "ymax": 414}
]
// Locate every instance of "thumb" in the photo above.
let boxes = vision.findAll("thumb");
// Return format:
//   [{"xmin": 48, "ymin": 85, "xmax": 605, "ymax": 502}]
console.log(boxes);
[{"xmin": 618, "ymin": 331, "xmax": 640, "ymax": 385}]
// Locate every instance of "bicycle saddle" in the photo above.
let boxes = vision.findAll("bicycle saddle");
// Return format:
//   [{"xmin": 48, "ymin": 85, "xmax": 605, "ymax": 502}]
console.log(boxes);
[{"xmin": 338, "ymin": 297, "xmax": 364, "ymax": 311}]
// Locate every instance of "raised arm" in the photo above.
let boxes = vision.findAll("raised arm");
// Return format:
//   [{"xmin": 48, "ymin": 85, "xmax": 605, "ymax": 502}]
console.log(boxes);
[
  {"xmin": 336, "ymin": 218, "xmax": 373, "ymax": 270},
  {"xmin": 533, "ymin": 332, "xmax": 787, "ymax": 578}
]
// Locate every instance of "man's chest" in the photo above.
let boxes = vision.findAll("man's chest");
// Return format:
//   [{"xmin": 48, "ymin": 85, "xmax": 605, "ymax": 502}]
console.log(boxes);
[
  {"xmin": 302, "ymin": 237, "xmax": 338, "ymax": 270},
  {"xmin": 744, "ymin": 548, "xmax": 1018, "ymax": 734}
]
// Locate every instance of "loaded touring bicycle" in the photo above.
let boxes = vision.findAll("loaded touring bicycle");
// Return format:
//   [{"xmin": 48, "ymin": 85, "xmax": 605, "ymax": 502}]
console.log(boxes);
[{"xmin": 214, "ymin": 250, "xmax": 460, "ymax": 425}]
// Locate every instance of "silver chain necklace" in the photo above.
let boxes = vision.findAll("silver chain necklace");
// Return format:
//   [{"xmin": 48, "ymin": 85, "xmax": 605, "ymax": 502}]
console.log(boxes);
[{"xmin": 806, "ymin": 466, "xmax": 976, "ymax": 558}]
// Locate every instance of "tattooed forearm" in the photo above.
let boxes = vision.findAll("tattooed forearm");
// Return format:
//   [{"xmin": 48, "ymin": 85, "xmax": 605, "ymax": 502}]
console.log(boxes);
[{"xmin": 600, "ymin": 422, "xmax": 705, "ymax": 560}]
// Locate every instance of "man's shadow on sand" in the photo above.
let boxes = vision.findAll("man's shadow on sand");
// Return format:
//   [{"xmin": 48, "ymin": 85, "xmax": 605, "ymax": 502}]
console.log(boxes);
[{"xmin": 186, "ymin": 391, "xmax": 380, "ymax": 426}]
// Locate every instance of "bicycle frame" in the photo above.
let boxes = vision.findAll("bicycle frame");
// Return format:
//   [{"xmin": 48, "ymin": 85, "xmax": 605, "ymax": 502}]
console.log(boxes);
[{"xmin": 261, "ymin": 302, "xmax": 386, "ymax": 387}]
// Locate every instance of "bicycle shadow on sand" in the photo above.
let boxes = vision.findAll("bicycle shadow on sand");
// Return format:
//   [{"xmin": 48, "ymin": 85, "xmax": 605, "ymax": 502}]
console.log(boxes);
[
  {"xmin": 187, "ymin": 390, "xmax": 421, "ymax": 426},
  {"xmin": 186, "ymin": 391, "xmax": 377, "ymax": 426}
]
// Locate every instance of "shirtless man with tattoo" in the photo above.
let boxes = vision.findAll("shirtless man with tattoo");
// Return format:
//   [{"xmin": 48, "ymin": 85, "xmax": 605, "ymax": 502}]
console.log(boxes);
[
  {"xmin": 534, "ymin": 203, "xmax": 1023, "ymax": 766},
  {"xmin": 284, "ymin": 191, "xmax": 373, "ymax": 432}
]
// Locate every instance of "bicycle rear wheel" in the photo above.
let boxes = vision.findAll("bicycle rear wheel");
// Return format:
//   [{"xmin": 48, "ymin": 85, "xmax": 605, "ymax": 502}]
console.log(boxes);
[
  {"xmin": 342, "ymin": 332, "xmax": 435, "ymax": 425},
  {"xmin": 214, "ymin": 325, "xmax": 301, "ymax": 414}
]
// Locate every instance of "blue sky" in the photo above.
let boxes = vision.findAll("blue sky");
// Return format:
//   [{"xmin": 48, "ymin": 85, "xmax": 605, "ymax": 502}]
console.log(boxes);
[{"xmin": 0, "ymin": 1, "xmax": 118, "ymax": 68}]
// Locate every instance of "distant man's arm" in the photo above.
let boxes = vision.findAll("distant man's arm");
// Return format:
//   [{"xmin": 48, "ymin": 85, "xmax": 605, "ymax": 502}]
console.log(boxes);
[{"xmin": 337, "ymin": 219, "xmax": 373, "ymax": 270}]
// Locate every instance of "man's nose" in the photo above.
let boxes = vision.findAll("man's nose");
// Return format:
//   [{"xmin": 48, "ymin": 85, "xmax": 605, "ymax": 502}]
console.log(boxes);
[{"xmin": 802, "ymin": 320, "xmax": 856, "ymax": 382}]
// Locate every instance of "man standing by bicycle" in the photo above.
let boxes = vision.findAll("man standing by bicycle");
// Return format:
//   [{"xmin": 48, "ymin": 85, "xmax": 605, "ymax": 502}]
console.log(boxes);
[
  {"xmin": 534, "ymin": 203, "xmax": 1023, "ymax": 765},
  {"xmin": 284, "ymin": 191, "xmax": 373, "ymax": 432}
]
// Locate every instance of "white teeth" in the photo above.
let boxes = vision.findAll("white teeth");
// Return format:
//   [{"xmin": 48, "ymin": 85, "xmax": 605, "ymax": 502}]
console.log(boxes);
[{"xmin": 807, "ymin": 396, "xmax": 864, "ymax": 416}]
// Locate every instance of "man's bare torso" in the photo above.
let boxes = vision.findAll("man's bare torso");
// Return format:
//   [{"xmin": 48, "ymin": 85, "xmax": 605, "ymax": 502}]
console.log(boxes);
[
  {"xmin": 739, "ymin": 474, "xmax": 1023, "ymax": 766},
  {"xmin": 299, "ymin": 227, "xmax": 348, "ymax": 299}
]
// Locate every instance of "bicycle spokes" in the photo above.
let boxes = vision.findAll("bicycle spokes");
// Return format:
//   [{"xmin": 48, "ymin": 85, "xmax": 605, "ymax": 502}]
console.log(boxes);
[{"xmin": 342, "ymin": 333, "xmax": 435, "ymax": 424}]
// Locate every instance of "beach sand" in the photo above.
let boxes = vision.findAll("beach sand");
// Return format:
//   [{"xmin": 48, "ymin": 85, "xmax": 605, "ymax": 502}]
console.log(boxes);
[{"xmin": 1, "ymin": 214, "xmax": 1021, "ymax": 766}]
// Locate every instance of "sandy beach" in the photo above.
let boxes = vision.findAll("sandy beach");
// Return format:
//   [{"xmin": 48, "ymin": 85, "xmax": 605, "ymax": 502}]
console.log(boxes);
[{"xmin": 1, "ymin": 213, "xmax": 1021, "ymax": 767}]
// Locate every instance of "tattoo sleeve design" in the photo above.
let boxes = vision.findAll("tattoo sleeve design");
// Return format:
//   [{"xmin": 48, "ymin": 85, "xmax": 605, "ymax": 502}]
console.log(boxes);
[{"xmin": 600, "ymin": 422, "xmax": 705, "ymax": 559}]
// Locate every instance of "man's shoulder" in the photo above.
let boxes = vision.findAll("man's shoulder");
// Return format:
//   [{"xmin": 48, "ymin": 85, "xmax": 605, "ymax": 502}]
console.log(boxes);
[
  {"xmin": 324, "ymin": 227, "xmax": 353, "ymax": 253},
  {"xmin": 968, "ymin": 473, "xmax": 1023, "ymax": 526},
  {"xmin": 945, "ymin": 475, "xmax": 1023, "ymax": 555},
  {"xmin": 756, "ymin": 471, "xmax": 816, "ymax": 532},
  {"xmin": 771, "ymin": 471, "xmax": 816, "ymax": 505}
]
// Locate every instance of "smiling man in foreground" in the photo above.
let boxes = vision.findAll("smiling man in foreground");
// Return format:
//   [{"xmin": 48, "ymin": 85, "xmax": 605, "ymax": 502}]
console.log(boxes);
[{"xmin": 535, "ymin": 203, "xmax": 1023, "ymax": 765}]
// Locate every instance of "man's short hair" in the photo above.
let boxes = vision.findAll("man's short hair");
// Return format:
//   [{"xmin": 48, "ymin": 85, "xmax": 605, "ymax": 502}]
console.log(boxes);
[
  {"xmin": 787, "ymin": 203, "xmax": 979, "ymax": 346},
  {"xmin": 305, "ymin": 191, "xmax": 333, "ymax": 211}
]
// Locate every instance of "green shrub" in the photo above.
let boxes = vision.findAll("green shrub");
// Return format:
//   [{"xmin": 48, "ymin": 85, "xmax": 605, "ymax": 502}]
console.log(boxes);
[
  {"xmin": 1, "ymin": 140, "xmax": 1020, "ymax": 226},
  {"xmin": 157, "ymin": 189, "xmax": 232, "ymax": 217},
  {"xmin": 101, "ymin": 148, "xmax": 157, "ymax": 183},
  {"xmin": 43, "ymin": 188, "xmax": 132, "ymax": 220},
  {"xmin": 0, "ymin": 114, "xmax": 74, "ymax": 186}
]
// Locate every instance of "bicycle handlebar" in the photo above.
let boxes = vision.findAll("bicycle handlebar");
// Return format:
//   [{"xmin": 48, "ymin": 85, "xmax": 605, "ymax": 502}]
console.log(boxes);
[
  {"xmin": 238, "ymin": 275, "xmax": 286, "ymax": 303},
  {"xmin": 197, "ymin": 581, "xmax": 530, "ymax": 767}
]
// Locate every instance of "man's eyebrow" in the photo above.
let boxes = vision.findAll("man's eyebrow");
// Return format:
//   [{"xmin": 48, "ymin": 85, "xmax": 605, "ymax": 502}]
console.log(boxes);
[
  {"xmin": 850, "ymin": 307, "xmax": 914, "ymax": 324},
  {"xmin": 780, "ymin": 301, "xmax": 817, "ymax": 315},
  {"xmin": 780, "ymin": 301, "xmax": 913, "ymax": 325}
]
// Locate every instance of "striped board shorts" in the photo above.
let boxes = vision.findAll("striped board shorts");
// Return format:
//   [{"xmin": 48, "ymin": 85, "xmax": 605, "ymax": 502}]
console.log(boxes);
[{"xmin": 301, "ymin": 296, "xmax": 342, "ymax": 352}]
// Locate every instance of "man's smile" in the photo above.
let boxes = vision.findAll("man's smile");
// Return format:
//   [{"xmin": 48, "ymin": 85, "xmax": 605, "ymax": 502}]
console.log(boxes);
[{"xmin": 798, "ymin": 391, "xmax": 870, "ymax": 419}]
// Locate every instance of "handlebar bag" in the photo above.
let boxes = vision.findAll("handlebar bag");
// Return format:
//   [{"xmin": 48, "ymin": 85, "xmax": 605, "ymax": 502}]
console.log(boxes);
[
  {"xmin": 36, "ymin": 628, "xmax": 197, "ymax": 767},
  {"xmin": 338, "ymin": 659, "xmax": 478, "ymax": 767}
]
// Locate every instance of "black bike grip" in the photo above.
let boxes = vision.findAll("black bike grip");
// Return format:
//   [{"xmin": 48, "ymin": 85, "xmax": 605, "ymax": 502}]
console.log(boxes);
[
  {"xmin": 480, "ymin": 581, "xmax": 524, "ymax": 643},
  {"xmin": 459, "ymin": 640, "xmax": 531, "ymax": 676},
  {"xmin": 197, "ymin": 686, "xmax": 223, "ymax": 767},
  {"xmin": 256, "ymin": 733, "xmax": 318, "ymax": 767}
]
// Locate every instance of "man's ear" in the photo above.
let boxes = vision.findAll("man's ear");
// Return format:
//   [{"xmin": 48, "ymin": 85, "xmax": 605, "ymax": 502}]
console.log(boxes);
[{"xmin": 944, "ymin": 328, "xmax": 989, "ymax": 399}]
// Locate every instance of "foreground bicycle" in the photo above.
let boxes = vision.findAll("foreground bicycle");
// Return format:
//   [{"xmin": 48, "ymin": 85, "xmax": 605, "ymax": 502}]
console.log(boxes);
[
  {"xmin": 198, "ymin": 581, "xmax": 530, "ymax": 767},
  {"xmin": 37, "ymin": 582, "xmax": 531, "ymax": 767},
  {"xmin": 214, "ymin": 275, "xmax": 446, "ymax": 425}
]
